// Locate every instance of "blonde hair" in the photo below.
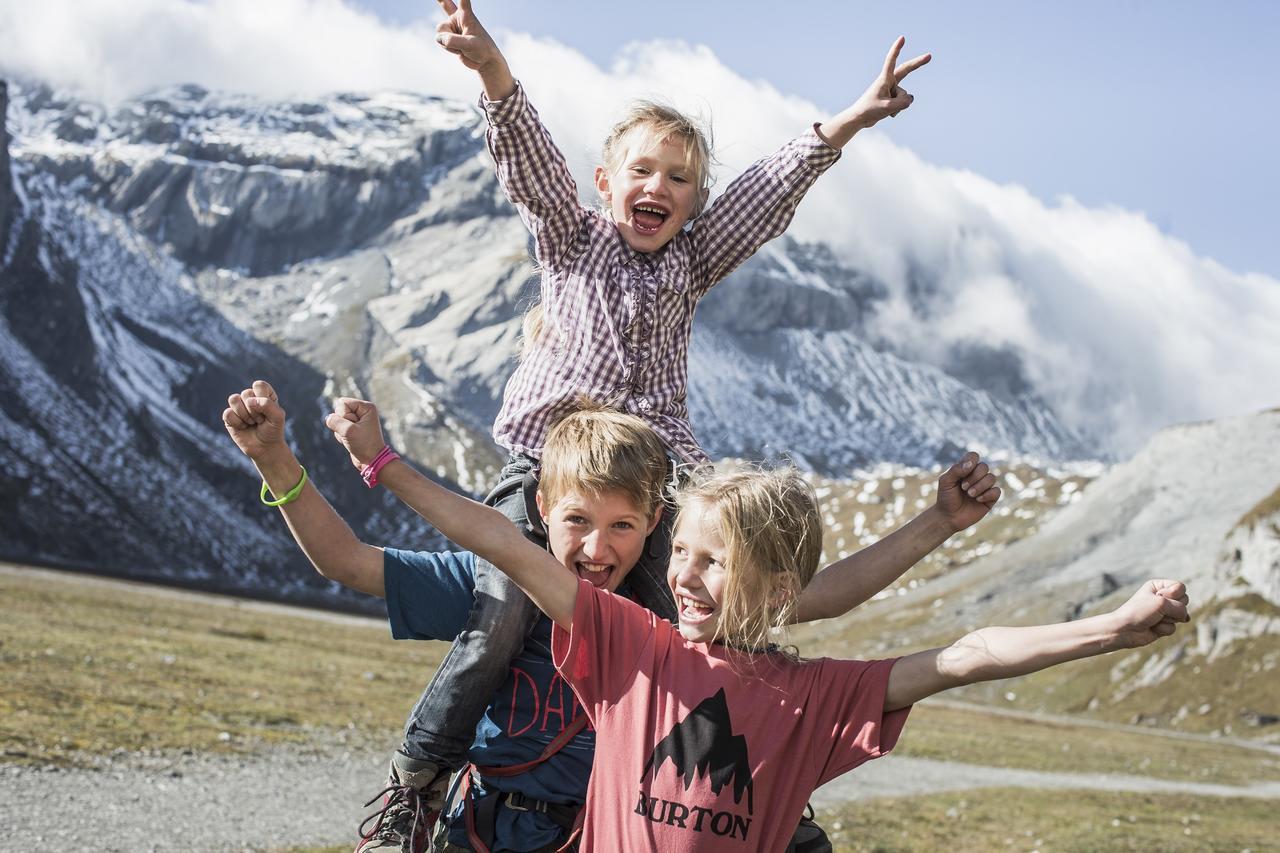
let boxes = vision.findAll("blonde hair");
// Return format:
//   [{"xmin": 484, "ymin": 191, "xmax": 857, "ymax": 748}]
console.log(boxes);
[
  {"xmin": 519, "ymin": 299, "xmax": 546, "ymax": 360},
  {"xmin": 540, "ymin": 403, "xmax": 670, "ymax": 521},
  {"xmin": 601, "ymin": 101, "xmax": 715, "ymax": 217},
  {"xmin": 675, "ymin": 468, "xmax": 823, "ymax": 653}
]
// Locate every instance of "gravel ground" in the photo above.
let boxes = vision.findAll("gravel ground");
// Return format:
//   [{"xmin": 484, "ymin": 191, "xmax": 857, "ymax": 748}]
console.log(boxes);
[
  {"xmin": 0, "ymin": 747, "xmax": 388, "ymax": 853},
  {"xmin": 811, "ymin": 754, "xmax": 1280, "ymax": 809},
  {"xmin": 3, "ymin": 747, "xmax": 1278, "ymax": 852}
]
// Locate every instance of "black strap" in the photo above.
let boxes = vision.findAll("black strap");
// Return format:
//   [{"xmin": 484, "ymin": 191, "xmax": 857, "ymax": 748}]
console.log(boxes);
[
  {"xmin": 470, "ymin": 786, "xmax": 501, "ymax": 850},
  {"xmin": 468, "ymin": 787, "xmax": 581, "ymax": 850},
  {"xmin": 521, "ymin": 469, "xmax": 544, "ymax": 537},
  {"xmin": 481, "ymin": 469, "xmax": 546, "ymax": 539},
  {"xmin": 785, "ymin": 805, "xmax": 832, "ymax": 853}
]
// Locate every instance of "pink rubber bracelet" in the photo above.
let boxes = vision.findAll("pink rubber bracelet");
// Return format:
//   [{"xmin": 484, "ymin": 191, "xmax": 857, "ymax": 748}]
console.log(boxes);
[{"xmin": 361, "ymin": 446, "xmax": 400, "ymax": 488}]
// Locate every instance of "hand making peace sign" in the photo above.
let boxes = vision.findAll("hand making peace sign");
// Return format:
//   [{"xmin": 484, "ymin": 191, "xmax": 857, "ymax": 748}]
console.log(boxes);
[
  {"xmin": 818, "ymin": 36, "xmax": 932, "ymax": 148},
  {"xmin": 434, "ymin": 0, "xmax": 516, "ymax": 100},
  {"xmin": 861, "ymin": 37, "xmax": 932, "ymax": 123}
]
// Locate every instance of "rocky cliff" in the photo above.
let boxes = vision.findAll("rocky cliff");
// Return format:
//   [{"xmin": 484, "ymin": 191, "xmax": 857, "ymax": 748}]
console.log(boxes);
[
  {"xmin": 0, "ymin": 80, "xmax": 1097, "ymax": 602},
  {"xmin": 1, "ymin": 80, "xmax": 13, "ymax": 247}
]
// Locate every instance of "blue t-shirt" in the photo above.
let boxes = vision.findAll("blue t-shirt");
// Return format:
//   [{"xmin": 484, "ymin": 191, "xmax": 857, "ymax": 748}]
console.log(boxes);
[{"xmin": 384, "ymin": 548, "xmax": 608, "ymax": 851}]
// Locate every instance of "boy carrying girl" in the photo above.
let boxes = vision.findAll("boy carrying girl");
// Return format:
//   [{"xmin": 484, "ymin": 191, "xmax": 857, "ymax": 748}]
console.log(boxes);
[
  {"xmin": 363, "ymin": 1, "xmax": 933, "ymax": 846},
  {"xmin": 223, "ymin": 379, "xmax": 1188, "ymax": 852},
  {"xmin": 220, "ymin": 3, "xmax": 1191, "ymax": 848},
  {"xmin": 223, "ymin": 380, "xmax": 1002, "ymax": 851}
]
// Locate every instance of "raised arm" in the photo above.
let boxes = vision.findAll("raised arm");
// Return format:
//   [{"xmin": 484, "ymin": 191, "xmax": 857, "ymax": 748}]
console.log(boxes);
[
  {"xmin": 221, "ymin": 381, "xmax": 385, "ymax": 598},
  {"xmin": 689, "ymin": 38, "xmax": 928, "ymax": 289},
  {"xmin": 435, "ymin": 0, "xmax": 581, "ymax": 269},
  {"xmin": 883, "ymin": 580, "xmax": 1192, "ymax": 712},
  {"xmin": 816, "ymin": 36, "xmax": 931, "ymax": 149},
  {"xmin": 434, "ymin": 0, "xmax": 514, "ymax": 100},
  {"xmin": 794, "ymin": 452, "xmax": 1000, "ymax": 623},
  {"xmin": 322, "ymin": 396, "xmax": 579, "ymax": 628}
]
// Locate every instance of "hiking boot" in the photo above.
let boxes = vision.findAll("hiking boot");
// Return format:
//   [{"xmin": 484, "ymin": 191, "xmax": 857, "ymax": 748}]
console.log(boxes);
[{"xmin": 355, "ymin": 751, "xmax": 451, "ymax": 853}]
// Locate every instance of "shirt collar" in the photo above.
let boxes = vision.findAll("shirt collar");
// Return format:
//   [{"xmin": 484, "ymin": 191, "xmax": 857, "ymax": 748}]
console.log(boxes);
[{"xmin": 607, "ymin": 217, "xmax": 664, "ymax": 269}]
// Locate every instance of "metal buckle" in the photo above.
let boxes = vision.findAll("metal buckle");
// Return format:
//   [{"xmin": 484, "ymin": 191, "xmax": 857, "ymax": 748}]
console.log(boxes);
[{"xmin": 504, "ymin": 792, "xmax": 547, "ymax": 813}]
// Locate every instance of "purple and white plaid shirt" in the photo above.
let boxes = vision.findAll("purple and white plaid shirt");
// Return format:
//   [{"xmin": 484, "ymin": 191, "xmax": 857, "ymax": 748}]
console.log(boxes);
[{"xmin": 484, "ymin": 84, "xmax": 841, "ymax": 464}]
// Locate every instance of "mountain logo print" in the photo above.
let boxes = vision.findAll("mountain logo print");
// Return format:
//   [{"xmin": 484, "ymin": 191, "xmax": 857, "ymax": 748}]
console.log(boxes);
[{"xmin": 641, "ymin": 688, "xmax": 754, "ymax": 813}]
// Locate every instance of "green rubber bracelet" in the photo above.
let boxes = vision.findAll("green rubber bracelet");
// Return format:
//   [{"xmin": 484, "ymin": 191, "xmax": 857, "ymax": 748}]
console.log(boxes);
[{"xmin": 261, "ymin": 466, "xmax": 308, "ymax": 507}]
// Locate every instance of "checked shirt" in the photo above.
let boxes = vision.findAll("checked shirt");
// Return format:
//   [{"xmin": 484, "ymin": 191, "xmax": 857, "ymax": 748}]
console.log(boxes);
[{"xmin": 484, "ymin": 83, "xmax": 841, "ymax": 465}]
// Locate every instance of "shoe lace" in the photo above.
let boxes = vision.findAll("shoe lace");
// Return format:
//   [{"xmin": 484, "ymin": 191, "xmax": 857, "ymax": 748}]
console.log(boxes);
[{"xmin": 359, "ymin": 782, "xmax": 431, "ymax": 848}]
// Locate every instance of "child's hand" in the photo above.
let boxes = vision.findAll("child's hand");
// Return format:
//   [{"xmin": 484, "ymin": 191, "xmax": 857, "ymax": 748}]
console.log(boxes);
[
  {"xmin": 323, "ymin": 397, "xmax": 387, "ymax": 471},
  {"xmin": 819, "ymin": 37, "xmax": 930, "ymax": 148},
  {"xmin": 850, "ymin": 37, "xmax": 931, "ymax": 127},
  {"xmin": 1112, "ymin": 580, "xmax": 1191, "ymax": 649},
  {"xmin": 223, "ymin": 380, "xmax": 287, "ymax": 461},
  {"xmin": 935, "ymin": 451, "xmax": 1001, "ymax": 532},
  {"xmin": 434, "ymin": 0, "xmax": 514, "ymax": 98}
]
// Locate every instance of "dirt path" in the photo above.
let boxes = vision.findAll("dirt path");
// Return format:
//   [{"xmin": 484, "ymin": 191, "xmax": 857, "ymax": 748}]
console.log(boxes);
[
  {"xmin": 0, "ymin": 747, "xmax": 386, "ymax": 853},
  {"xmin": 3, "ymin": 747, "xmax": 1277, "ymax": 852},
  {"xmin": 810, "ymin": 754, "xmax": 1280, "ymax": 808}
]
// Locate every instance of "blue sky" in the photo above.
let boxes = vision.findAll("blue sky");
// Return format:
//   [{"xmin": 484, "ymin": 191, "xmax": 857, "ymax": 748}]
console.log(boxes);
[{"xmin": 356, "ymin": 0, "xmax": 1280, "ymax": 278}]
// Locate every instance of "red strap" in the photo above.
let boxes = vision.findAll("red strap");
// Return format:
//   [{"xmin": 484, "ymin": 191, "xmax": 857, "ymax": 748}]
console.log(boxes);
[
  {"xmin": 462, "ymin": 714, "xmax": 591, "ymax": 852},
  {"xmin": 556, "ymin": 807, "xmax": 586, "ymax": 852},
  {"xmin": 473, "ymin": 714, "xmax": 589, "ymax": 778},
  {"xmin": 460, "ymin": 771, "xmax": 489, "ymax": 853}
]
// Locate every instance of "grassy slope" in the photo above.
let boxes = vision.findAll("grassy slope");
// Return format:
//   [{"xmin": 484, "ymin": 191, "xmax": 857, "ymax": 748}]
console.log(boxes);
[
  {"xmin": 895, "ymin": 703, "xmax": 1280, "ymax": 786},
  {"xmin": 1, "ymin": 567, "xmax": 442, "ymax": 766},
  {"xmin": 816, "ymin": 789, "xmax": 1275, "ymax": 852}
]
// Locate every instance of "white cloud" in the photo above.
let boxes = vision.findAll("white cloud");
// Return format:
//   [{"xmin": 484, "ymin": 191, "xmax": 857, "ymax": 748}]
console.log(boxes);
[
  {"xmin": 0, "ymin": 0, "xmax": 475, "ymax": 104},
  {"xmin": 3, "ymin": 0, "xmax": 1276, "ymax": 456}
]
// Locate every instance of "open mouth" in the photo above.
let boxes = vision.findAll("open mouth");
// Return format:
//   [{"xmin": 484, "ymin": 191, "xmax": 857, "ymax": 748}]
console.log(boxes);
[
  {"xmin": 631, "ymin": 203, "xmax": 669, "ymax": 236},
  {"xmin": 677, "ymin": 593, "xmax": 714, "ymax": 623},
  {"xmin": 576, "ymin": 561, "xmax": 615, "ymax": 589}
]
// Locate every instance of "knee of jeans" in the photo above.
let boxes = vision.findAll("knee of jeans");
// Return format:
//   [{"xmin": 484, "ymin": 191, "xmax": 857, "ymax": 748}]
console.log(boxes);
[
  {"xmin": 463, "ymin": 593, "xmax": 538, "ymax": 653},
  {"xmin": 491, "ymin": 482, "xmax": 532, "ymax": 526}
]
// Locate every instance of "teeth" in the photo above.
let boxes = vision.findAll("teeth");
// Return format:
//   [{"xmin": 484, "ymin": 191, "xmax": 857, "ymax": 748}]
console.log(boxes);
[
  {"xmin": 578, "ymin": 562, "xmax": 610, "ymax": 574},
  {"xmin": 678, "ymin": 594, "xmax": 712, "ymax": 615},
  {"xmin": 634, "ymin": 204, "xmax": 667, "ymax": 216}
]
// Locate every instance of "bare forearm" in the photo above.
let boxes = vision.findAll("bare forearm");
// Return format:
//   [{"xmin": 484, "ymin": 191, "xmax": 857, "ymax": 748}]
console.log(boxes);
[
  {"xmin": 378, "ymin": 461, "xmax": 516, "ymax": 559},
  {"xmin": 253, "ymin": 447, "xmax": 383, "ymax": 597},
  {"xmin": 886, "ymin": 613, "xmax": 1122, "ymax": 711},
  {"xmin": 815, "ymin": 106, "xmax": 875, "ymax": 150},
  {"xmin": 377, "ymin": 460, "xmax": 576, "ymax": 625},
  {"xmin": 794, "ymin": 507, "xmax": 955, "ymax": 623},
  {"xmin": 943, "ymin": 614, "xmax": 1121, "ymax": 682},
  {"xmin": 478, "ymin": 59, "xmax": 516, "ymax": 101}
]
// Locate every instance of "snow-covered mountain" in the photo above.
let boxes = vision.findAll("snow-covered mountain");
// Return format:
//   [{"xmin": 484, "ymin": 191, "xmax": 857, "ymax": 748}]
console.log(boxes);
[
  {"xmin": 1, "ymin": 79, "xmax": 1094, "ymax": 601},
  {"xmin": 0, "ymin": 80, "xmax": 454, "ymax": 609}
]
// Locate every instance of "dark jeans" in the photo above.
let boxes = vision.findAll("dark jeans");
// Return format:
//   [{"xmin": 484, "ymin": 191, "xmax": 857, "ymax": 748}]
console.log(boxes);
[{"xmin": 400, "ymin": 454, "xmax": 678, "ymax": 769}]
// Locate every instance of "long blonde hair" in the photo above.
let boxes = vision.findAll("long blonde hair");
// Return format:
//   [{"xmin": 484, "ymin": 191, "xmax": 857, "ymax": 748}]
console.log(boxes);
[{"xmin": 675, "ymin": 467, "xmax": 823, "ymax": 653}]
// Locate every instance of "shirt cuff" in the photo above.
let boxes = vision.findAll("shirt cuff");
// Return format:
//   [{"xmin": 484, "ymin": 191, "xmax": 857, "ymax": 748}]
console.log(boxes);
[
  {"xmin": 479, "ymin": 80, "xmax": 529, "ymax": 126},
  {"xmin": 804, "ymin": 124, "xmax": 845, "ymax": 164}
]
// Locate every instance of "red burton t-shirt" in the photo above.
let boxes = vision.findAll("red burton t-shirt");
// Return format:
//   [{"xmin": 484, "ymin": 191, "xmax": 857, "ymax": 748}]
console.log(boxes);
[{"xmin": 552, "ymin": 579, "xmax": 910, "ymax": 852}]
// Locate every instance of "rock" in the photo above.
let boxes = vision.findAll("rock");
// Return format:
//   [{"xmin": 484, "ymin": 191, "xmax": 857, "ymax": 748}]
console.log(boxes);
[{"xmin": 0, "ymin": 79, "xmax": 13, "ymax": 246}]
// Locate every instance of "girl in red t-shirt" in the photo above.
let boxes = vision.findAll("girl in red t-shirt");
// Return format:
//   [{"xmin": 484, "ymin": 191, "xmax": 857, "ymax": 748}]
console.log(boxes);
[{"xmin": 325, "ymin": 405, "xmax": 1191, "ymax": 852}]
